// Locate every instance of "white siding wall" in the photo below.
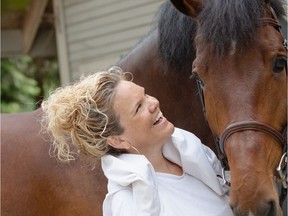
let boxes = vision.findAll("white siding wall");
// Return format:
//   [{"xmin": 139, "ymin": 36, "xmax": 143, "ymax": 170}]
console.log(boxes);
[{"xmin": 54, "ymin": 0, "xmax": 164, "ymax": 85}]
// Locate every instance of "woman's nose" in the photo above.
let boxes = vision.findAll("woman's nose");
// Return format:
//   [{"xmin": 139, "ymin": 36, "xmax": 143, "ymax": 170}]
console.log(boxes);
[{"xmin": 148, "ymin": 96, "xmax": 159, "ymax": 112}]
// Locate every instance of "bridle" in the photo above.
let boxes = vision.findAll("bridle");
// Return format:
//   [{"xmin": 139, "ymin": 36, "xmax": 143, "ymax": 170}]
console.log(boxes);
[
  {"xmin": 194, "ymin": 72, "xmax": 287, "ymax": 190},
  {"xmin": 192, "ymin": 6, "xmax": 287, "ymax": 205}
]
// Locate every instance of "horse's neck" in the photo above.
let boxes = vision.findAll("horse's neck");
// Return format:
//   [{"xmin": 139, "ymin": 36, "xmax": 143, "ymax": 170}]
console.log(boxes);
[{"xmin": 116, "ymin": 28, "xmax": 161, "ymax": 76}]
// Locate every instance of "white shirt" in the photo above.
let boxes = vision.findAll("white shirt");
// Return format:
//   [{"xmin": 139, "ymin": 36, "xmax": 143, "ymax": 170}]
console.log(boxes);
[
  {"xmin": 101, "ymin": 128, "xmax": 233, "ymax": 216},
  {"xmin": 156, "ymin": 172, "xmax": 232, "ymax": 215}
]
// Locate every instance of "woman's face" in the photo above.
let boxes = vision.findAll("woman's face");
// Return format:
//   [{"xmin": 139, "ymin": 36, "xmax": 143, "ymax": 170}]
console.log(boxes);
[{"xmin": 112, "ymin": 80, "xmax": 174, "ymax": 154}]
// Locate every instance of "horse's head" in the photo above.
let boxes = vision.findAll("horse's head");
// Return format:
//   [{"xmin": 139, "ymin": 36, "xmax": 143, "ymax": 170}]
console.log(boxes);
[{"xmin": 171, "ymin": 0, "xmax": 287, "ymax": 215}]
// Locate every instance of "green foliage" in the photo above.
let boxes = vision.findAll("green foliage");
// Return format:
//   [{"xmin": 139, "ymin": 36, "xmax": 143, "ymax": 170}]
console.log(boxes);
[
  {"xmin": 1, "ymin": 0, "xmax": 31, "ymax": 12},
  {"xmin": 1, "ymin": 56, "xmax": 60, "ymax": 113},
  {"xmin": 38, "ymin": 58, "xmax": 60, "ymax": 100}
]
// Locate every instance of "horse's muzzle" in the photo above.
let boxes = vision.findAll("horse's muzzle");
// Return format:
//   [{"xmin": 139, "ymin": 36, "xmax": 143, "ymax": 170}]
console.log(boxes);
[{"xmin": 231, "ymin": 199, "xmax": 282, "ymax": 216}]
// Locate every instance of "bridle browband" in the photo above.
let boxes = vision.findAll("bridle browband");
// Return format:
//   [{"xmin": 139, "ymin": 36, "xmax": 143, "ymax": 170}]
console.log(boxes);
[{"xmin": 193, "ymin": 6, "xmax": 287, "ymax": 204}]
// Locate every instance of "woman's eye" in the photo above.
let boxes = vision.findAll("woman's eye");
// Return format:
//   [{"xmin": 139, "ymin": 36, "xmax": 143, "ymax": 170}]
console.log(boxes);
[
  {"xmin": 136, "ymin": 93, "xmax": 147, "ymax": 113},
  {"xmin": 136, "ymin": 104, "xmax": 141, "ymax": 113}
]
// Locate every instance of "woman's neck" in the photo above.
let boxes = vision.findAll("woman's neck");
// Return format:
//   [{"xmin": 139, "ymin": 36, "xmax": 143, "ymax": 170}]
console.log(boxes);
[{"xmin": 144, "ymin": 150, "xmax": 183, "ymax": 176}]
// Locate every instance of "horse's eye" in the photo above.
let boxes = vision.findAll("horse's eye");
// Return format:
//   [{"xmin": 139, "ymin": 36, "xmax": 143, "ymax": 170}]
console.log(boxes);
[
  {"xmin": 192, "ymin": 72, "xmax": 205, "ymax": 88},
  {"xmin": 273, "ymin": 57, "xmax": 286, "ymax": 73}
]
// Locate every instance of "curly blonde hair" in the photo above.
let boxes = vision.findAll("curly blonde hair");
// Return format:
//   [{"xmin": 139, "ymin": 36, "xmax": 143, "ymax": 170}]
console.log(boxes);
[{"xmin": 42, "ymin": 66, "xmax": 130, "ymax": 162}]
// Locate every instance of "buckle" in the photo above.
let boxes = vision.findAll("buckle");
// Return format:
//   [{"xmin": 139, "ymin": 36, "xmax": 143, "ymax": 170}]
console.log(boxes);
[
  {"xmin": 222, "ymin": 167, "xmax": 231, "ymax": 187},
  {"xmin": 276, "ymin": 152, "xmax": 287, "ymax": 189}
]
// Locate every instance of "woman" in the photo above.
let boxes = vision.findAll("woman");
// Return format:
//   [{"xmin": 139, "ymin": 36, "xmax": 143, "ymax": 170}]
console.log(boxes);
[{"xmin": 42, "ymin": 66, "xmax": 233, "ymax": 216}]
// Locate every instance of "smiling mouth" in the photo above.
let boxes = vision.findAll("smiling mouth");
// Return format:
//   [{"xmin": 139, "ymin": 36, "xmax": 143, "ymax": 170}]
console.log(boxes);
[{"xmin": 153, "ymin": 112, "xmax": 163, "ymax": 125}]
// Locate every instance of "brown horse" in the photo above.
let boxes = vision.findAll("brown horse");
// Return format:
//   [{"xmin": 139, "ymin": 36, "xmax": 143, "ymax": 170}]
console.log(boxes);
[
  {"xmin": 1, "ymin": 2, "xmax": 213, "ymax": 215},
  {"xmin": 170, "ymin": 0, "xmax": 287, "ymax": 215}
]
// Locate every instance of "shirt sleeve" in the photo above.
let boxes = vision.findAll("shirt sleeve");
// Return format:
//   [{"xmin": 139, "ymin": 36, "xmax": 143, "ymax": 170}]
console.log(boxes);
[{"xmin": 103, "ymin": 188, "xmax": 136, "ymax": 216}]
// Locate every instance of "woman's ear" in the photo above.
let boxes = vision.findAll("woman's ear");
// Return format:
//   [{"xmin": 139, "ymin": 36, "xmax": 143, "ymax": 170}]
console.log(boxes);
[{"xmin": 107, "ymin": 135, "xmax": 129, "ymax": 150}]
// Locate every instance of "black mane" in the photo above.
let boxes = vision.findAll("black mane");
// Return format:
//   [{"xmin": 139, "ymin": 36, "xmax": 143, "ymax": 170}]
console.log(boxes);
[
  {"xmin": 197, "ymin": 0, "xmax": 286, "ymax": 57},
  {"xmin": 157, "ymin": 1, "xmax": 197, "ymax": 73},
  {"xmin": 157, "ymin": 0, "xmax": 286, "ymax": 71}
]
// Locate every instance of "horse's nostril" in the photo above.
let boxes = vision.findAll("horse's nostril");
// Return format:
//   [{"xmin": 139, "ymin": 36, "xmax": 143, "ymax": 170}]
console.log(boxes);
[
  {"xmin": 266, "ymin": 200, "xmax": 276, "ymax": 216},
  {"xmin": 260, "ymin": 200, "xmax": 277, "ymax": 216}
]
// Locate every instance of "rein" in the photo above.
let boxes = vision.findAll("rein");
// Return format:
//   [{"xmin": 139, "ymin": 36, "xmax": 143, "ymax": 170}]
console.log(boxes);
[{"xmin": 193, "ymin": 7, "xmax": 287, "ymax": 205}]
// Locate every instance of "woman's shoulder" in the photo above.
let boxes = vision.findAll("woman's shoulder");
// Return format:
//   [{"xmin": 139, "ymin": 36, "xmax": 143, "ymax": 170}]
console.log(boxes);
[
  {"xmin": 167, "ymin": 127, "xmax": 203, "ymax": 154},
  {"xmin": 172, "ymin": 127, "xmax": 202, "ymax": 143}
]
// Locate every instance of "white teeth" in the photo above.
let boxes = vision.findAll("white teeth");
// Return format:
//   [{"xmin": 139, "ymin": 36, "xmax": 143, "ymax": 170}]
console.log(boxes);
[{"xmin": 154, "ymin": 112, "xmax": 163, "ymax": 124}]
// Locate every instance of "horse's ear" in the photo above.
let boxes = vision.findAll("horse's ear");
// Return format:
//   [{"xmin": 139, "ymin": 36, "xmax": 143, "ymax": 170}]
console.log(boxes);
[{"xmin": 170, "ymin": 0, "xmax": 203, "ymax": 18}]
